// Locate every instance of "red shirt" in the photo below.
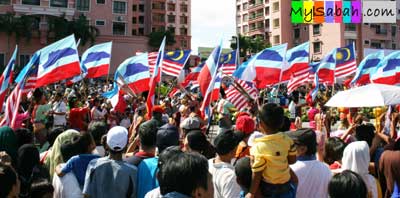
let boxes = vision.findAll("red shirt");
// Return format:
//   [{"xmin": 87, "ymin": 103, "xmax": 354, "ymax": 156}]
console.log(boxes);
[{"xmin": 69, "ymin": 107, "xmax": 89, "ymax": 131}]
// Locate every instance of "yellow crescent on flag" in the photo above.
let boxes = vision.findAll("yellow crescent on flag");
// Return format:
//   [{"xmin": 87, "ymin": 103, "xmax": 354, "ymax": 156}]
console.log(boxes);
[
  {"xmin": 226, "ymin": 53, "xmax": 232, "ymax": 62},
  {"xmin": 343, "ymin": 48, "xmax": 351, "ymax": 61},
  {"xmin": 169, "ymin": 50, "xmax": 185, "ymax": 61}
]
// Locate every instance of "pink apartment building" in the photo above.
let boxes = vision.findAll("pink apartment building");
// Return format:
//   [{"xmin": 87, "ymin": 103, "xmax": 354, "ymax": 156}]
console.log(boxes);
[
  {"xmin": 236, "ymin": 0, "xmax": 400, "ymax": 63},
  {"xmin": 0, "ymin": 0, "xmax": 191, "ymax": 73}
]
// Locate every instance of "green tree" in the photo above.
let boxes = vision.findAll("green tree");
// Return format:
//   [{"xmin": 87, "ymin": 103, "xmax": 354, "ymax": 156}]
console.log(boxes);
[
  {"xmin": 0, "ymin": 13, "xmax": 17, "ymax": 56},
  {"xmin": 230, "ymin": 34, "xmax": 271, "ymax": 58},
  {"xmin": 148, "ymin": 30, "xmax": 176, "ymax": 49},
  {"xmin": 14, "ymin": 15, "xmax": 36, "ymax": 44}
]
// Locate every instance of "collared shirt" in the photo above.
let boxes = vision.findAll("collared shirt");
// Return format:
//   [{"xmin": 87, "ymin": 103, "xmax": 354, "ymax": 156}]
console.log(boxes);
[
  {"xmin": 250, "ymin": 132, "xmax": 296, "ymax": 184},
  {"xmin": 208, "ymin": 159, "xmax": 241, "ymax": 198}
]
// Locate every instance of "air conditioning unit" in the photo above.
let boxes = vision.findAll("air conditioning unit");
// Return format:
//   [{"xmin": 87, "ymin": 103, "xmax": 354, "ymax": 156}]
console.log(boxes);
[{"xmin": 116, "ymin": 16, "xmax": 124, "ymax": 21}]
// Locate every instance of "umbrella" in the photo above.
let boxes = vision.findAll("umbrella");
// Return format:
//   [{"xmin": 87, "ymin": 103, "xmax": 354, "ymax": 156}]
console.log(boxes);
[{"xmin": 325, "ymin": 84, "xmax": 400, "ymax": 107}]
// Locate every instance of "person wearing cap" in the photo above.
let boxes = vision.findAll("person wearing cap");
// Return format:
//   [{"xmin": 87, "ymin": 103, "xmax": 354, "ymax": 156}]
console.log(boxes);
[
  {"xmin": 136, "ymin": 124, "xmax": 180, "ymax": 198},
  {"xmin": 235, "ymin": 115, "xmax": 255, "ymax": 160},
  {"xmin": 246, "ymin": 103, "xmax": 297, "ymax": 198},
  {"xmin": 83, "ymin": 126, "xmax": 137, "ymax": 198},
  {"xmin": 287, "ymin": 128, "xmax": 332, "ymax": 198},
  {"xmin": 209, "ymin": 130, "xmax": 242, "ymax": 198}
]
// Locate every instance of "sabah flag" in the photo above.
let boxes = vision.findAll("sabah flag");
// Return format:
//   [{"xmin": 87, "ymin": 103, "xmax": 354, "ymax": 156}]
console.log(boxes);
[
  {"xmin": 281, "ymin": 42, "xmax": 309, "ymax": 82},
  {"xmin": 317, "ymin": 48, "xmax": 336, "ymax": 84},
  {"xmin": 234, "ymin": 43, "xmax": 287, "ymax": 89},
  {"xmin": 0, "ymin": 46, "xmax": 17, "ymax": 112},
  {"xmin": 370, "ymin": 51, "xmax": 400, "ymax": 85},
  {"xmin": 197, "ymin": 41, "xmax": 222, "ymax": 97},
  {"xmin": 351, "ymin": 51, "xmax": 384, "ymax": 86},
  {"xmin": 36, "ymin": 35, "xmax": 81, "ymax": 87},
  {"xmin": 81, "ymin": 42, "xmax": 112, "ymax": 78}
]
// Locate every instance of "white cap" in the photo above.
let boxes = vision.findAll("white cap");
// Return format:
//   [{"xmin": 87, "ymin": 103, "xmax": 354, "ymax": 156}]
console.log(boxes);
[
  {"xmin": 106, "ymin": 126, "xmax": 128, "ymax": 151},
  {"xmin": 247, "ymin": 131, "xmax": 264, "ymax": 147}
]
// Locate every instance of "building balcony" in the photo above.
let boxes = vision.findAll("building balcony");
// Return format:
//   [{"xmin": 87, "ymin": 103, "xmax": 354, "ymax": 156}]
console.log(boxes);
[
  {"xmin": 249, "ymin": 13, "xmax": 264, "ymax": 22},
  {"xmin": 249, "ymin": 26, "xmax": 264, "ymax": 36},
  {"xmin": 376, "ymin": 28, "xmax": 387, "ymax": 35},
  {"xmin": 13, "ymin": 3, "xmax": 75, "ymax": 17},
  {"xmin": 248, "ymin": 1, "xmax": 264, "ymax": 11}
]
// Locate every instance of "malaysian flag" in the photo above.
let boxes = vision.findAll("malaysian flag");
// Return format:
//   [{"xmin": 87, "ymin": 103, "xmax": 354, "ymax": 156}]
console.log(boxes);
[
  {"xmin": 220, "ymin": 50, "xmax": 238, "ymax": 76},
  {"xmin": 0, "ymin": 83, "xmax": 22, "ymax": 129},
  {"xmin": 148, "ymin": 50, "xmax": 191, "ymax": 77},
  {"xmin": 335, "ymin": 43, "xmax": 356, "ymax": 78},
  {"xmin": 225, "ymin": 79, "xmax": 258, "ymax": 111}
]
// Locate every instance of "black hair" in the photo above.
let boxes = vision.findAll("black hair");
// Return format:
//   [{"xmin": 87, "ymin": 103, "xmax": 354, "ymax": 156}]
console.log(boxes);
[
  {"xmin": 355, "ymin": 124, "xmax": 375, "ymax": 147},
  {"xmin": 186, "ymin": 131, "xmax": 216, "ymax": 159},
  {"xmin": 328, "ymin": 170, "xmax": 368, "ymax": 198},
  {"xmin": 213, "ymin": 130, "xmax": 241, "ymax": 155},
  {"xmin": 14, "ymin": 128, "xmax": 33, "ymax": 148},
  {"xmin": 259, "ymin": 103, "xmax": 284, "ymax": 132},
  {"xmin": 47, "ymin": 128, "xmax": 64, "ymax": 148},
  {"xmin": 280, "ymin": 116, "xmax": 291, "ymax": 132},
  {"xmin": 235, "ymin": 157, "xmax": 252, "ymax": 191},
  {"xmin": 88, "ymin": 121, "xmax": 108, "ymax": 146},
  {"xmin": 60, "ymin": 141, "xmax": 80, "ymax": 162},
  {"xmin": 324, "ymin": 137, "xmax": 346, "ymax": 165},
  {"xmin": 138, "ymin": 123, "xmax": 157, "ymax": 149},
  {"xmin": 0, "ymin": 162, "xmax": 17, "ymax": 198},
  {"xmin": 71, "ymin": 132, "xmax": 94, "ymax": 154},
  {"xmin": 158, "ymin": 152, "xmax": 209, "ymax": 196},
  {"xmin": 30, "ymin": 179, "xmax": 54, "ymax": 198}
]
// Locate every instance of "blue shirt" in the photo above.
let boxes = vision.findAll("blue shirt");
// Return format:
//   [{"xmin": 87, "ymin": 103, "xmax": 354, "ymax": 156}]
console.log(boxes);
[
  {"xmin": 61, "ymin": 154, "xmax": 100, "ymax": 187},
  {"xmin": 136, "ymin": 157, "xmax": 159, "ymax": 198}
]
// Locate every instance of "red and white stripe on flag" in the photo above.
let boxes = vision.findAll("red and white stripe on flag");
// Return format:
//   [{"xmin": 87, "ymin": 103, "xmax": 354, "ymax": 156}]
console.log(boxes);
[
  {"xmin": 148, "ymin": 52, "xmax": 186, "ymax": 77},
  {"xmin": 334, "ymin": 61, "xmax": 357, "ymax": 78},
  {"xmin": 287, "ymin": 67, "xmax": 311, "ymax": 93},
  {"xmin": 22, "ymin": 75, "xmax": 37, "ymax": 94},
  {"xmin": 225, "ymin": 79, "xmax": 258, "ymax": 111},
  {"xmin": 0, "ymin": 84, "xmax": 22, "ymax": 129}
]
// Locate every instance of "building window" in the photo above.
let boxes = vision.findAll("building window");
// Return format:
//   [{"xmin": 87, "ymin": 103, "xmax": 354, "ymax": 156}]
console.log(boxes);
[
  {"xmin": 265, "ymin": 6, "xmax": 270, "ymax": 16},
  {"xmin": 371, "ymin": 42, "xmax": 381, "ymax": 49},
  {"xmin": 0, "ymin": 0, "xmax": 10, "ymax": 5},
  {"xmin": 313, "ymin": 42, "xmax": 321, "ymax": 53},
  {"xmin": 113, "ymin": 22, "xmax": 126, "ymax": 35},
  {"xmin": 273, "ymin": 35, "xmax": 280, "ymax": 44},
  {"xmin": 273, "ymin": 2, "xmax": 279, "ymax": 12},
  {"xmin": 313, "ymin": 24, "xmax": 321, "ymax": 35},
  {"xmin": 152, "ymin": 2, "xmax": 165, "ymax": 10},
  {"xmin": 22, "ymin": 0, "xmax": 40, "ymax": 5},
  {"xmin": 19, "ymin": 55, "xmax": 30, "ymax": 67},
  {"xmin": 132, "ymin": 29, "xmax": 137, "ymax": 35},
  {"xmin": 168, "ymin": 15, "xmax": 175, "ymax": 23},
  {"xmin": 180, "ymin": 4, "xmax": 188, "ymax": 12},
  {"xmin": 180, "ymin": 16, "xmax": 187, "ymax": 24},
  {"xmin": 139, "ymin": 16, "xmax": 144, "ymax": 24},
  {"xmin": 243, "ymin": 3, "xmax": 248, "ymax": 10},
  {"xmin": 237, "ymin": 5, "xmax": 241, "ymax": 12},
  {"xmin": 237, "ymin": 27, "xmax": 241, "ymax": 33},
  {"xmin": 273, "ymin": 18, "xmax": 279, "ymax": 28},
  {"xmin": 392, "ymin": 43, "xmax": 396, "ymax": 50},
  {"xmin": 138, "ymin": 28, "xmax": 144, "ymax": 35},
  {"xmin": 0, "ymin": 53, "xmax": 4, "ymax": 71},
  {"xmin": 97, "ymin": 0, "xmax": 105, "ymax": 4},
  {"xmin": 181, "ymin": 40, "xmax": 188, "ymax": 48},
  {"xmin": 243, "ymin": 14, "xmax": 248, "ymax": 22},
  {"xmin": 153, "ymin": 14, "xmax": 165, "ymax": 23},
  {"xmin": 139, "ymin": 4, "xmax": 145, "ymax": 12},
  {"xmin": 168, "ymin": 26, "xmax": 175, "ymax": 34},
  {"xmin": 391, "ymin": 26, "xmax": 396, "ymax": 37},
  {"xmin": 364, "ymin": 40, "xmax": 370, "ymax": 45},
  {"xmin": 95, "ymin": 20, "xmax": 105, "ymax": 26},
  {"xmin": 50, "ymin": 0, "xmax": 67, "ymax": 7},
  {"xmin": 243, "ymin": 25, "xmax": 248, "ymax": 33},
  {"xmin": 132, "ymin": 17, "xmax": 137, "ymax": 24},
  {"xmin": 76, "ymin": 0, "xmax": 90, "ymax": 11},
  {"xmin": 132, "ymin": 4, "xmax": 137, "ymax": 11},
  {"xmin": 113, "ymin": 1, "xmax": 126, "ymax": 14},
  {"xmin": 180, "ymin": 27, "xmax": 187, "ymax": 35},
  {"xmin": 345, "ymin": 24, "xmax": 356, "ymax": 31},
  {"xmin": 168, "ymin": 3, "xmax": 175, "ymax": 11},
  {"xmin": 294, "ymin": 28, "xmax": 300, "ymax": 39}
]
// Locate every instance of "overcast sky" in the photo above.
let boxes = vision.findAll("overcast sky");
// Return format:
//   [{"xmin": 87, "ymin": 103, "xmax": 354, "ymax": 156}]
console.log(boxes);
[{"xmin": 191, "ymin": 0, "xmax": 237, "ymax": 54}]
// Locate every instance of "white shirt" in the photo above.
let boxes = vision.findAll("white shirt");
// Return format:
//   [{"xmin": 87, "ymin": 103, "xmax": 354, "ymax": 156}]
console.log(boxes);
[
  {"xmin": 92, "ymin": 146, "xmax": 105, "ymax": 157},
  {"xmin": 52, "ymin": 164, "xmax": 83, "ymax": 198},
  {"xmin": 290, "ymin": 160, "xmax": 332, "ymax": 198},
  {"xmin": 288, "ymin": 101, "xmax": 296, "ymax": 119},
  {"xmin": 53, "ymin": 101, "xmax": 67, "ymax": 126},
  {"xmin": 208, "ymin": 159, "xmax": 241, "ymax": 198},
  {"xmin": 145, "ymin": 187, "xmax": 161, "ymax": 198},
  {"xmin": 91, "ymin": 107, "xmax": 107, "ymax": 121}
]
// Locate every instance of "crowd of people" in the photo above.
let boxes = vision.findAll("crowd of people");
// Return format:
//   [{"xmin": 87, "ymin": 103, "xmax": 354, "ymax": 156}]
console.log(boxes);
[{"xmin": 0, "ymin": 80, "xmax": 399, "ymax": 198}]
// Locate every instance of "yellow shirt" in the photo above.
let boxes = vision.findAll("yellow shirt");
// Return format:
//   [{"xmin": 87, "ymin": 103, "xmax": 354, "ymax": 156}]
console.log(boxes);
[{"xmin": 250, "ymin": 132, "xmax": 296, "ymax": 184}]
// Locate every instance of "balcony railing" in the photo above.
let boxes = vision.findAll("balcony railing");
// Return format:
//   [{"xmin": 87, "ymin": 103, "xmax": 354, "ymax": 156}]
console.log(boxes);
[
  {"xmin": 376, "ymin": 29, "xmax": 387, "ymax": 35},
  {"xmin": 249, "ymin": 13, "xmax": 264, "ymax": 20}
]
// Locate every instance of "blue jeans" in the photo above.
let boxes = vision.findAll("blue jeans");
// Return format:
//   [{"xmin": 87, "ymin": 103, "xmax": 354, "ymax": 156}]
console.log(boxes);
[{"xmin": 260, "ymin": 181, "xmax": 297, "ymax": 198}]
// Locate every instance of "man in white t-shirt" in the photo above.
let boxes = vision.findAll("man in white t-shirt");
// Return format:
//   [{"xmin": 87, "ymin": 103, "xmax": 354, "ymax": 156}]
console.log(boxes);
[
  {"xmin": 287, "ymin": 129, "xmax": 332, "ymax": 198},
  {"xmin": 209, "ymin": 130, "xmax": 242, "ymax": 198},
  {"xmin": 51, "ymin": 92, "xmax": 67, "ymax": 128}
]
